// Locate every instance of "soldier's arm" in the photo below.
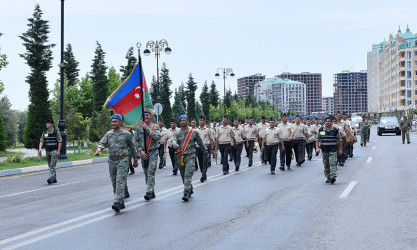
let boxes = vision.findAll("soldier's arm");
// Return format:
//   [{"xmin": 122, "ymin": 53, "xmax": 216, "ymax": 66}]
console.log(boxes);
[
  {"xmin": 134, "ymin": 127, "xmax": 144, "ymax": 153},
  {"xmin": 96, "ymin": 132, "xmax": 109, "ymax": 152},
  {"xmin": 56, "ymin": 131, "xmax": 62, "ymax": 154},
  {"xmin": 171, "ymin": 132, "xmax": 179, "ymax": 148},
  {"xmin": 126, "ymin": 133, "xmax": 139, "ymax": 160},
  {"xmin": 39, "ymin": 133, "xmax": 45, "ymax": 153},
  {"xmin": 230, "ymin": 129, "xmax": 237, "ymax": 145}
]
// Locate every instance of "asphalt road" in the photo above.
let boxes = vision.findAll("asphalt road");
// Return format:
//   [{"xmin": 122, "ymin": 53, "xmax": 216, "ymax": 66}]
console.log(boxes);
[{"xmin": 1, "ymin": 129, "xmax": 416, "ymax": 249}]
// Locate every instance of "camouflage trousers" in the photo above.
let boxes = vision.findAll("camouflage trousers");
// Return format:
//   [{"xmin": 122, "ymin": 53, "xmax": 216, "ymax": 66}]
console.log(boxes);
[
  {"xmin": 401, "ymin": 130, "xmax": 410, "ymax": 143},
  {"xmin": 360, "ymin": 131, "xmax": 368, "ymax": 145},
  {"xmin": 46, "ymin": 150, "xmax": 58, "ymax": 180},
  {"xmin": 322, "ymin": 151, "xmax": 337, "ymax": 178},
  {"xmin": 141, "ymin": 149, "xmax": 159, "ymax": 193},
  {"xmin": 108, "ymin": 158, "xmax": 128, "ymax": 204},
  {"xmin": 177, "ymin": 153, "xmax": 195, "ymax": 196}
]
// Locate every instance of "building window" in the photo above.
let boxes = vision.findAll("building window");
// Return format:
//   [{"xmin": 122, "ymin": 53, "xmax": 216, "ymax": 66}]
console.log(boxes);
[
  {"xmin": 408, "ymin": 80, "xmax": 412, "ymax": 88},
  {"xmin": 415, "ymin": 80, "xmax": 417, "ymax": 86},
  {"xmin": 407, "ymin": 71, "xmax": 412, "ymax": 78},
  {"xmin": 415, "ymin": 90, "xmax": 417, "ymax": 96},
  {"xmin": 407, "ymin": 90, "xmax": 412, "ymax": 98},
  {"xmin": 407, "ymin": 61, "xmax": 412, "ymax": 68},
  {"xmin": 415, "ymin": 60, "xmax": 417, "ymax": 66},
  {"xmin": 407, "ymin": 51, "xmax": 412, "ymax": 59},
  {"xmin": 401, "ymin": 80, "xmax": 406, "ymax": 86}
]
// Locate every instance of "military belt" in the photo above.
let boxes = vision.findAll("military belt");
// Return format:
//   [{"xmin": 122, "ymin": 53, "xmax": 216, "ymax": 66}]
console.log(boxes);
[{"xmin": 109, "ymin": 156, "xmax": 128, "ymax": 161}]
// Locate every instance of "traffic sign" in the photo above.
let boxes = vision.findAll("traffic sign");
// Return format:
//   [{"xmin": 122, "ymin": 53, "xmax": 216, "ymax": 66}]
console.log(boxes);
[{"xmin": 154, "ymin": 103, "xmax": 163, "ymax": 115}]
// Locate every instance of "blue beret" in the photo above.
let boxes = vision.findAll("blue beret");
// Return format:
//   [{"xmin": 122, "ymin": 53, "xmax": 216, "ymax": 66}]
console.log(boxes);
[
  {"xmin": 179, "ymin": 114, "xmax": 188, "ymax": 123},
  {"xmin": 144, "ymin": 109, "xmax": 152, "ymax": 115},
  {"xmin": 110, "ymin": 114, "xmax": 123, "ymax": 121}
]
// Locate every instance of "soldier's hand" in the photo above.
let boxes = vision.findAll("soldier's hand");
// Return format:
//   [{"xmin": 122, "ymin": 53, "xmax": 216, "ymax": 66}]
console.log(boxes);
[
  {"xmin": 56, "ymin": 151, "xmax": 60, "ymax": 157},
  {"xmin": 281, "ymin": 146, "xmax": 285, "ymax": 151},
  {"xmin": 288, "ymin": 137, "xmax": 293, "ymax": 141},
  {"xmin": 316, "ymin": 148, "xmax": 321, "ymax": 154},
  {"xmin": 174, "ymin": 144, "xmax": 179, "ymax": 149},
  {"xmin": 306, "ymin": 139, "xmax": 309, "ymax": 144},
  {"xmin": 142, "ymin": 123, "xmax": 148, "ymax": 130},
  {"xmin": 261, "ymin": 146, "xmax": 264, "ymax": 151},
  {"xmin": 338, "ymin": 150, "xmax": 343, "ymax": 156},
  {"xmin": 133, "ymin": 161, "xmax": 139, "ymax": 168},
  {"xmin": 205, "ymin": 153, "xmax": 209, "ymax": 159},
  {"xmin": 140, "ymin": 151, "xmax": 148, "ymax": 160},
  {"xmin": 38, "ymin": 149, "xmax": 42, "ymax": 155},
  {"xmin": 246, "ymin": 142, "xmax": 249, "ymax": 148}
]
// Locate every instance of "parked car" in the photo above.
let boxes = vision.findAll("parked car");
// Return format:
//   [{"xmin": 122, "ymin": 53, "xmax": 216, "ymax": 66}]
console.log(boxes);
[{"xmin": 377, "ymin": 117, "xmax": 401, "ymax": 136}]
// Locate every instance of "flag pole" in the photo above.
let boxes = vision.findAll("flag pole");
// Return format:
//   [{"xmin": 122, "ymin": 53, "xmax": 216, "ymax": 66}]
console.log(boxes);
[{"xmin": 137, "ymin": 43, "xmax": 148, "ymax": 158}]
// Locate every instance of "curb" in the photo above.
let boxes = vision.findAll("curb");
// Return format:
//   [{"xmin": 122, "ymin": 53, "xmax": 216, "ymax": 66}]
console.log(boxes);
[{"xmin": 0, "ymin": 157, "xmax": 108, "ymax": 177}]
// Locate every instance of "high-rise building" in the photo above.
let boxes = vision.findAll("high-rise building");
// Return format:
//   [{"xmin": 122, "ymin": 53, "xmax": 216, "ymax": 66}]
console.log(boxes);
[
  {"xmin": 333, "ymin": 71, "xmax": 367, "ymax": 115},
  {"xmin": 276, "ymin": 72, "xmax": 322, "ymax": 114},
  {"xmin": 237, "ymin": 74, "xmax": 266, "ymax": 99},
  {"xmin": 257, "ymin": 77, "xmax": 306, "ymax": 115},
  {"xmin": 367, "ymin": 25, "xmax": 417, "ymax": 113},
  {"xmin": 322, "ymin": 97, "xmax": 334, "ymax": 114}
]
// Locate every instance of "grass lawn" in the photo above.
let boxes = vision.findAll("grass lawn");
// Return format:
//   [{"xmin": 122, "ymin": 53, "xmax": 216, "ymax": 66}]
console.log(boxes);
[
  {"xmin": 0, "ymin": 151, "xmax": 23, "ymax": 157},
  {"xmin": 0, "ymin": 149, "xmax": 108, "ymax": 171}
]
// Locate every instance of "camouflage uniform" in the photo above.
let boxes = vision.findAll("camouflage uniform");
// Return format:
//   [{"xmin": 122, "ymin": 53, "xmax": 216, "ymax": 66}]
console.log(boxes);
[
  {"xmin": 97, "ymin": 129, "xmax": 137, "ymax": 205},
  {"xmin": 171, "ymin": 128, "xmax": 207, "ymax": 196},
  {"xmin": 359, "ymin": 120, "xmax": 370, "ymax": 146},
  {"xmin": 316, "ymin": 126, "xmax": 342, "ymax": 180},
  {"xmin": 134, "ymin": 123, "xmax": 161, "ymax": 194},
  {"xmin": 400, "ymin": 119, "xmax": 411, "ymax": 143},
  {"xmin": 40, "ymin": 129, "xmax": 62, "ymax": 181}
]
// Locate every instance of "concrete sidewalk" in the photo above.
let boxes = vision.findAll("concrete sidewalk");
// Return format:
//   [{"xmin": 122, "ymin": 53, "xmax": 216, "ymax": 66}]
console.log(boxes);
[{"xmin": 0, "ymin": 157, "xmax": 108, "ymax": 177}]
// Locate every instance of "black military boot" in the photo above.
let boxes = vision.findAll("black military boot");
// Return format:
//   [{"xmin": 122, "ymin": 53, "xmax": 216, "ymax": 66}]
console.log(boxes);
[
  {"xmin": 47, "ymin": 178, "xmax": 52, "ymax": 184},
  {"xmin": 144, "ymin": 192, "xmax": 153, "ymax": 201},
  {"xmin": 112, "ymin": 203, "xmax": 123, "ymax": 213},
  {"xmin": 330, "ymin": 177, "xmax": 336, "ymax": 184},
  {"xmin": 326, "ymin": 177, "xmax": 331, "ymax": 183},
  {"xmin": 129, "ymin": 167, "xmax": 135, "ymax": 175},
  {"xmin": 182, "ymin": 193, "xmax": 190, "ymax": 202},
  {"xmin": 152, "ymin": 192, "xmax": 156, "ymax": 199},
  {"xmin": 124, "ymin": 191, "xmax": 130, "ymax": 199},
  {"xmin": 52, "ymin": 178, "xmax": 57, "ymax": 183}
]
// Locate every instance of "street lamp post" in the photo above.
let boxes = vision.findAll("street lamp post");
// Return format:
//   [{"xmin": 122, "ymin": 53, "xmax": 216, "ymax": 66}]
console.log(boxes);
[
  {"xmin": 58, "ymin": 0, "xmax": 67, "ymax": 159},
  {"xmin": 215, "ymin": 68, "xmax": 235, "ymax": 115},
  {"xmin": 143, "ymin": 39, "xmax": 172, "ymax": 122}
]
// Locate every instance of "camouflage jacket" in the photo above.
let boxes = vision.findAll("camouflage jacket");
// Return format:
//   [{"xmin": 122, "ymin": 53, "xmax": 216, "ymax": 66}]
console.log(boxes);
[
  {"xmin": 171, "ymin": 128, "xmax": 207, "ymax": 156},
  {"xmin": 97, "ymin": 129, "xmax": 138, "ymax": 158},
  {"xmin": 134, "ymin": 122, "xmax": 161, "ymax": 152},
  {"xmin": 358, "ymin": 121, "xmax": 370, "ymax": 132}
]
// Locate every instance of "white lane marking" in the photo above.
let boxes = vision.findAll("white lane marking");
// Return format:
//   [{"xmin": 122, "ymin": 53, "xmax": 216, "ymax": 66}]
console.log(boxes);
[
  {"xmin": 339, "ymin": 181, "xmax": 358, "ymax": 199},
  {"xmin": 366, "ymin": 157, "xmax": 372, "ymax": 163},
  {"xmin": 372, "ymin": 146, "xmax": 376, "ymax": 150},
  {"xmin": 0, "ymin": 181, "xmax": 82, "ymax": 199},
  {"xmin": 1, "ymin": 162, "xmax": 261, "ymax": 248}
]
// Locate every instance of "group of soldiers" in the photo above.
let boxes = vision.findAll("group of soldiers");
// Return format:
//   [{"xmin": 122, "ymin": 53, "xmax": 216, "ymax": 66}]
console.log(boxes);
[{"xmin": 40, "ymin": 110, "xmax": 410, "ymax": 214}]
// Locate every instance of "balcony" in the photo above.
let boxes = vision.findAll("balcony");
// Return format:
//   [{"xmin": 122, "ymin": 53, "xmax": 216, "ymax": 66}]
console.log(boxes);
[{"xmin": 400, "ymin": 95, "xmax": 406, "ymax": 100}]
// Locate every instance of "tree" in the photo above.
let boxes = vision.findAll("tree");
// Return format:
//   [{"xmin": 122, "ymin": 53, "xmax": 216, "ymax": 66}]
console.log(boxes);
[
  {"xmin": 19, "ymin": 4, "xmax": 55, "ymax": 149},
  {"xmin": 88, "ymin": 110, "xmax": 112, "ymax": 142},
  {"xmin": 78, "ymin": 74, "xmax": 94, "ymax": 119},
  {"xmin": 66, "ymin": 109, "xmax": 89, "ymax": 152},
  {"xmin": 172, "ymin": 89, "xmax": 186, "ymax": 121},
  {"xmin": 16, "ymin": 110, "xmax": 27, "ymax": 144},
  {"xmin": 0, "ymin": 116, "xmax": 7, "ymax": 151},
  {"xmin": 195, "ymin": 101, "xmax": 204, "ymax": 118},
  {"xmin": 107, "ymin": 66, "xmax": 121, "ymax": 96},
  {"xmin": 200, "ymin": 81, "xmax": 210, "ymax": 118},
  {"xmin": 232, "ymin": 91, "xmax": 240, "ymax": 102},
  {"xmin": 178, "ymin": 82, "xmax": 187, "ymax": 110},
  {"xmin": 149, "ymin": 75, "xmax": 158, "ymax": 103},
  {"xmin": 63, "ymin": 43, "xmax": 79, "ymax": 87},
  {"xmin": 0, "ymin": 96, "xmax": 18, "ymax": 147},
  {"xmin": 120, "ymin": 46, "xmax": 137, "ymax": 81},
  {"xmin": 245, "ymin": 94, "xmax": 255, "ymax": 108},
  {"xmin": 90, "ymin": 41, "xmax": 108, "ymax": 111},
  {"xmin": 208, "ymin": 81, "xmax": 219, "ymax": 107},
  {"xmin": 159, "ymin": 63, "xmax": 173, "ymax": 126},
  {"xmin": 0, "ymin": 32, "xmax": 9, "ymax": 94},
  {"xmin": 185, "ymin": 74, "xmax": 198, "ymax": 119},
  {"xmin": 225, "ymin": 88, "xmax": 233, "ymax": 109}
]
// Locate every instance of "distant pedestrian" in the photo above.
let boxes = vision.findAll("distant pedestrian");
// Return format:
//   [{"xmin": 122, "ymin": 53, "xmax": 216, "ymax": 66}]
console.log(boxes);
[
  {"xmin": 95, "ymin": 114, "xmax": 138, "ymax": 213},
  {"xmin": 400, "ymin": 115, "xmax": 412, "ymax": 144},
  {"xmin": 358, "ymin": 116, "xmax": 370, "ymax": 147},
  {"xmin": 158, "ymin": 119, "xmax": 167, "ymax": 169},
  {"xmin": 316, "ymin": 117, "xmax": 343, "ymax": 184},
  {"xmin": 39, "ymin": 120, "xmax": 62, "ymax": 185}
]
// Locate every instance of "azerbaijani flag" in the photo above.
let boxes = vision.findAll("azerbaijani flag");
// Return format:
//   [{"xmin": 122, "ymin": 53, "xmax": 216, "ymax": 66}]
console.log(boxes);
[{"xmin": 104, "ymin": 62, "xmax": 154, "ymax": 128}]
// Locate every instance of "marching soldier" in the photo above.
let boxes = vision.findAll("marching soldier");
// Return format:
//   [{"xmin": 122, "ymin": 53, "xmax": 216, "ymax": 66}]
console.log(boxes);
[
  {"xmin": 243, "ymin": 117, "xmax": 250, "ymax": 157},
  {"xmin": 134, "ymin": 110, "xmax": 161, "ymax": 201},
  {"xmin": 278, "ymin": 114, "xmax": 294, "ymax": 170},
  {"xmin": 39, "ymin": 120, "xmax": 62, "ymax": 184},
  {"xmin": 166, "ymin": 119, "xmax": 180, "ymax": 175},
  {"xmin": 312, "ymin": 118, "xmax": 322, "ymax": 156},
  {"xmin": 400, "ymin": 115, "xmax": 412, "ymax": 144},
  {"xmin": 343, "ymin": 113, "xmax": 354, "ymax": 158},
  {"xmin": 261, "ymin": 118, "xmax": 283, "ymax": 174},
  {"xmin": 289, "ymin": 116, "xmax": 309, "ymax": 167},
  {"xmin": 306, "ymin": 119, "xmax": 316, "ymax": 160},
  {"xmin": 157, "ymin": 119, "xmax": 167, "ymax": 169},
  {"xmin": 365, "ymin": 117, "xmax": 371, "ymax": 142},
  {"xmin": 358, "ymin": 116, "xmax": 370, "ymax": 147},
  {"xmin": 316, "ymin": 116, "xmax": 343, "ymax": 184},
  {"xmin": 124, "ymin": 126, "xmax": 135, "ymax": 176},
  {"xmin": 95, "ymin": 114, "xmax": 138, "ymax": 213},
  {"xmin": 216, "ymin": 115, "xmax": 237, "ymax": 174},
  {"xmin": 243, "ymin": 116, "xmax": 259, "ymax": 168},
  {"xmin": 205, "ymin": 120, "xmax": 213, "ymax": 167},
  {"xmin": 257, "ymin": 116, "xmax": 269, "ymax": 164},
  {"xmin": 171, "ymin": 115, "xmax": 208, "ymax": 201},
  {"xmin": 335, "ymin": 112, "xmax": 349, "ymax": 166},
  {"xmin": 231, "ymin": 118, "xmax": 245, "ymax": 171},
  {"xmin": 195, "ymin": 116, "xmax": 214, "ymax": 182}
]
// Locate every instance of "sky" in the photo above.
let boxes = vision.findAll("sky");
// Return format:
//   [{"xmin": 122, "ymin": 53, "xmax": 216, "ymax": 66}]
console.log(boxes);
[{"xmin": 1, "ymin": 0, "xmax": 417, "ymax": 111}]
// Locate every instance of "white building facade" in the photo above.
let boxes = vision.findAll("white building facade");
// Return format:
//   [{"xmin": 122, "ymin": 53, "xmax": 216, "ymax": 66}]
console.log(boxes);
[{"xmin": 257, "ymin": 77, "xmax": 306, "ymax": 115}]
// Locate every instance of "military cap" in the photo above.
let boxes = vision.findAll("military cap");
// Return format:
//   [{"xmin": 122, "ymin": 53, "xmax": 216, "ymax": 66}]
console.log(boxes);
[
  {"xmin": 144, "ymin": 109, "xmax": 152, "ymax": 115},
  {"xmin": 261, "ymin": 116, "xmax": 266, "ymax": 119},
  {"xmin": 179, "ymin": 115, "xmax": 188, "ymax": 123},
  {"xmin": 46, "ymin": 119, "xmax": 54, "ymax": 124},
  {"xmin": 199, "ymin": 115, "xmax": 206, "ymax": 120}
]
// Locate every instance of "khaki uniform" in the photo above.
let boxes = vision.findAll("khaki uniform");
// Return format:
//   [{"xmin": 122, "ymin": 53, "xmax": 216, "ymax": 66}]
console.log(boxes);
[
  {"xmin": 158, "ymin": 127, "xmax": 168, "ymax": 168},
  {"xmin": 195, "ymin": 127, "xmax": 213, "ymax": 178},
  {"xmin": 166, "ymin": 127, "xmax": 180, "ymax": 173},
  {"xmin": 216, "ymin": 125, "xmax": 235, "ymax": 173},
  {"xmin": 263, "ymin": 126, "xmax": 281, "ymax": 172},
  {"xmin": 292, "ymin": 123, "xmax": 308, "ymax": 165},
  {"xmin": 277, "ymin": 123, "xmax": 294, "ymax": 168},
  {"xmin": 231, "ymin": 126, "xmax": 245, "ymax": 170},
  {"xmin": 243, "ymin": 125, "xmax": 258, "ymax": 166},
  {"xmin": 257, "ymin": 123, "xmax": 269, "ymax": 163}
]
